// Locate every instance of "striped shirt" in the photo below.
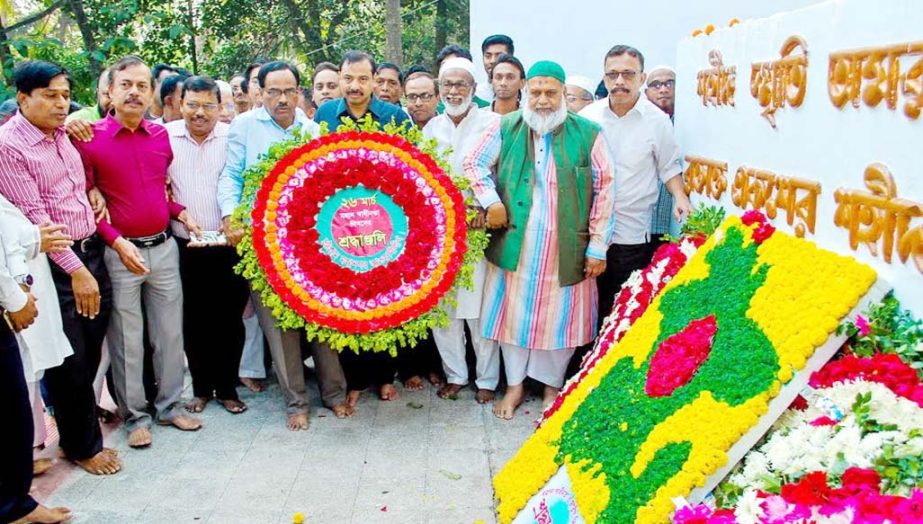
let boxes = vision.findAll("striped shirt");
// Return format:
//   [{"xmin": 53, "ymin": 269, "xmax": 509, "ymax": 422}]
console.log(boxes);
[
  {"xmin": 165, "ymin": 120, "xmax": 229, "ymax": 238},
  {"xmin": 465, "ymin": 122, "xmax": 616, "ymax": 350},
  {"xmin": 0, "ymin": 112, "xmax": 96, "ymax": 274}
]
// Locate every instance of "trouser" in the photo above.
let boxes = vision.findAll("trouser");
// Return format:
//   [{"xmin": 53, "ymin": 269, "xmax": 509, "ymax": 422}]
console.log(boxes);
[
  {"xmin": 0, "ymin": 321, "xmax": 39, "ymax": 522},
  {"xmin": 105, "ymin": 238, "xmax": 186, "ymax": 432},
  {"xmin": 308, "ymin": 341, "xmax": 348, "ymax": 408},
  {"xmin": 395, "ymin": 331, "xmax": 443, "ymax": 383},
  {"xmin": 177, "ymin": 239, "xmax": 249, "ymax": 401},
  {"xmin": 339, "ymin": 349, "xmax": 396, "ymax": 392},
  {"xmin": 250, "ymin": 288, "xmax": 310, "ymax": 415},
  {"xmin": 238, "ymin": 310, "xmax": 266, "ymax": 379},
  {"xmin": 596, "ymin": 242, "xmax": 657, "ymax": 331},
  {"xmin": 433, "ymin": 318, "xmax": 499, "ymax": 390},
  {"xmin": 501, "ymin": 344, "xmax": 575, "ymax": 389},
  {"xmin": 26, "ymin": 379, "xmax": 45, "ymax": 448},
  {"xmin": 46, "ymin": 241, "xmax": 109, "ymax": 459}
]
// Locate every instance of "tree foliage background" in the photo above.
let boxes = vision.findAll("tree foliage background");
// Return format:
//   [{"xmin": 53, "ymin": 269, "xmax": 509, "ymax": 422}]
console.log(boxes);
[{"xmin": 0, "ymin": 0, "xmax": 470, "ymax": 104}]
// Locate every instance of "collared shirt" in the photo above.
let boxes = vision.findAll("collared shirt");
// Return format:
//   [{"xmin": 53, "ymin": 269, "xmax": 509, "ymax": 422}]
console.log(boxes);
[
  {"xmin": 580, "ymin": 95, "xmax": 682, "ymax": 245},
  {"xmin": 74, "ymin": 114, "xmax": 181, "ymax": 245},
  {"xmin": 66, "ymin": 104, "xmax": 103, "ymax": 124},
  {"xmin": 313, "ymin": 96, "xmax": 411, "ymax": 133},
  {"xmin": 0, "ymin": 194, "xmax": 36, "ymax": 312},
  {"xmin": 217, "ymin": 106, "xmax": 319, "ymax": 218},
  {"xmin": 423, "ymin": 105, "xmax": 500, "ymax": 183},
  {"xmin": 0, "ymin": 112, "xmax": 97, "ymax": 274},
  {"xmin": 165, "ymin": 120, "xmax": 229, "ymax": 238}
]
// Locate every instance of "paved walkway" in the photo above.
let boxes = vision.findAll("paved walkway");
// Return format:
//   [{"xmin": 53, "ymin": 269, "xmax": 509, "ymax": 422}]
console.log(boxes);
[{"xmin": 32, "ymin": 372, "xmax": 538, "ymax": 524}]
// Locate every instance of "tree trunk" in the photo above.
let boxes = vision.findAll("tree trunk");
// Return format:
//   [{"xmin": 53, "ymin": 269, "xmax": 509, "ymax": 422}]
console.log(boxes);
[
  {"xmin": 66, "ymin": 0, "xmax": 101, "ymax": 79},
  {"xmin": 435, "ymin": 0, "xmax": 447, "ymax": 58},
  {"xmin": 186, "ymin": 0, "xmax": 198, "ymax": 74},
  {"xmin": 385, "ymin": 0, "xmax": 403, "ymax": 67},
  {"xmin": 0, "ymin": 17, "xmax": 14, "ymax": 85}
]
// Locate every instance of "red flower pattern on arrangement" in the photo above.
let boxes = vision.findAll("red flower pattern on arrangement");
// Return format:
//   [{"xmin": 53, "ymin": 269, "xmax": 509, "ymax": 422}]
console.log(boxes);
[
  {"xmin": 810, "ymin": 353, "xmax": 923, "ymax": 407},
  {"xmin": 250, "ymin": 131, "xmax": 467, "ymax": 334},
  {"xmin": 645, "ymin": 315, "xmax": 718, "ymax": 397}
]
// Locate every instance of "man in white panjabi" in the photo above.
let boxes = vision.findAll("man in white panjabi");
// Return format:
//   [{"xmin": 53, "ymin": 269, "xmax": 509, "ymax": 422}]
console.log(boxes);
[{"xmin": 422, "ymin": 58, "xmax": 501, "ymax": 404}]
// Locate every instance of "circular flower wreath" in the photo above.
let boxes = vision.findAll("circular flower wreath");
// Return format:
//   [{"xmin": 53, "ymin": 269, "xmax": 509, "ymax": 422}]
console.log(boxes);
[{"xmin": 233, "ymin": 118, "xmax": 486, "ymax": 354}]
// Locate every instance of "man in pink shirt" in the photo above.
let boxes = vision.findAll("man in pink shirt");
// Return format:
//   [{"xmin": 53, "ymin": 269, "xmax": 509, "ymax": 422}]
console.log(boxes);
[
  {"xmin": 74, "ymin": 55, "xmax": 203, "ymax": 449},
  {"xmin": 0, "ymin": 60, "xmax": 121, "ymax": 476}
]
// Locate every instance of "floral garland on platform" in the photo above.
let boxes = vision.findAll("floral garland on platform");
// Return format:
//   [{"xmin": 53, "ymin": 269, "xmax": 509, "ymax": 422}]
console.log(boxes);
[
  {"xmin": 232, "ymin": 116, "xmax": 487, "ymax": 353},
  {"xmin": 493, "ymin": 212, "xmax": 878, "ymax": 524}
]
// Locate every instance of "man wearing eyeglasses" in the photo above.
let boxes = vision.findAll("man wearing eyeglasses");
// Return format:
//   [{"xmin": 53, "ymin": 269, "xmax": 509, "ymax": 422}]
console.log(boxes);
[
  {"xmin": 644, "ymin": 65, "xmax": 678, "ymax": 253},
  {"xmin": 404, "ymin": 71, "xmax": 439, "ymax": 128},
  {"xmin": 579, "ymin": 45, "xmax": 691, "ymax": 331},
  {"xmin": 166, "ymin": 76, "xmax": 250, "ymax": 417},
  {"xmin": 218, "ymin": 61, "xmax": 351, "ymax": 428},
  {"xmin": 565, "ymin": 75, "xmax": 597, "ymax": 114}
]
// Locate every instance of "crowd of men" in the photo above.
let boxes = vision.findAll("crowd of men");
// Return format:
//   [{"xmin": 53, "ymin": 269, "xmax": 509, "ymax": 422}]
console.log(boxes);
[{"xmin": 0, "ymin": 34, "xmax": 685, "ymax": 523}]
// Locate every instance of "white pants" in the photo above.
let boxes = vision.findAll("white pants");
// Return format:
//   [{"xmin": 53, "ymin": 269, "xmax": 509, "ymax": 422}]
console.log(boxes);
[
  {"xmin": 27, "ymin": 378, "xmax": 46, "ymax": 448},
  {"xmin": 238, "ymin": 305, "xmax": 266, "ymax": 379},
  {"xmin": 501, "ymin": 344, "xmax": 575, "ymax": 388},
  {"xmin": 432, "ymin": 318, "xmax": 499, "ymax": 390}
]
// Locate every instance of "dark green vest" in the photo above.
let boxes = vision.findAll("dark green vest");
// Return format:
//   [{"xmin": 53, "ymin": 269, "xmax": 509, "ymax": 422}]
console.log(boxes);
[{"xmin": 486, "ymin": 110, "xmax": 600, "ymax": 287}]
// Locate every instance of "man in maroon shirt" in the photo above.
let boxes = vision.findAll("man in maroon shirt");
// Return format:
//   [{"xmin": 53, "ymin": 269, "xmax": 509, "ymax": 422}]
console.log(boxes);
[
  {"xmin": 75, "ymin": 55, "xmax": 203, "ymax": 449},
  {"xmin": 0, "ymin": 60, "xmax": 121, "ymax": 476}
]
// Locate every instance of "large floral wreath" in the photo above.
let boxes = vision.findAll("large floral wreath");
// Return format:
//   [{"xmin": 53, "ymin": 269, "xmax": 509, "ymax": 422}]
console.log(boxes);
[{"xmin": 232, "ymin": 117, "xmax": 488, "ymax": 354}]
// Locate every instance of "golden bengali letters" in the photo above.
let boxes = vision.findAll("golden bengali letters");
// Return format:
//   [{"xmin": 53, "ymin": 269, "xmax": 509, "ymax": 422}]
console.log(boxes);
[
  {"xmin": 750, "ymin": 36, "xmax": 809, "ymax": 127},
  {"xmin": 834, "ymin": 163, "xmax": 923, "ymax": 273},
  {"xmin": 731, "ymin": 166, "xmax": 821, "ymax": 238},
  {"xmin": 684, "ymin": 155, "xmax": 729, "ymax": 200},
  {"xmin": 828, "ymin": 40, "xmax": 923, "ymax": 120},
  {"xmin": 697, "ymin": 49, "xmax": 737, "ymax": 107}
]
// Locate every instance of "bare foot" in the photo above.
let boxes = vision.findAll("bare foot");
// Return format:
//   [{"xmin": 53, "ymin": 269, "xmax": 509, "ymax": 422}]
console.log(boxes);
[
  {"xmin": 74, "ymin": 449, "xmax": 122, "ymax": 475},
  {"xmin": 11, "ymin": 504, "xmax": 71, "ymax": 523},
  {"xmin": 185, "ymin": 397, "xmax": 210, "ymax": 413},
  {"xmin": 379, "ymin": 383, "xmax": 400, "ymax": 401},
  {"xmin": 33, "ymin": 458, "xmax": 54, "ymax": 476},
  {"xmin": 157, "ymin": 414, "xmax": 203, "ymax": 431},
  {"xmin": 128, "ymin": 427, "xmax": 152, "ymax": 448},
  {"xmin": 476, "ymin": 389, "xmax": 496, "ymax": 404},
  {"xmin": 542, "ymin": 385, "xmax": 561, "ymax": 411},
  {"xmin": 438, "ymin": 383, "xmax": 464, "ymax": 399},
  {"xmin": 332, "ymin": 403, "xmax": 355, "ymax": 419},
  {"xmin": 346, "ymin": 390, "xmax": 362, "ymax": 408},
  {"xmin": 403, "ymin": 375, "xmax": 424, "ymax": 391},
  {"xmin": 218, "ymin": 399, "xmax": 248, "ymax": 414},
  {"xmin": 287, "ymin": 412, "xmax": 309, "ymax": 431},
  {"xmin": 427, "ymin": 372, "xmax": 444, "ymax": 386},
  {"xmin": 493, "ymin": 384, "xmax": 525, "ymax": 420},
  {"xmin": 240, "ymin": 377, "xmax": 265, "ymax": 393}
]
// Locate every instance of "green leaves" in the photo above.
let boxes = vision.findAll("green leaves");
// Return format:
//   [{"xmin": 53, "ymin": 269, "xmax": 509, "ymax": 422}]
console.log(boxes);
[{"xmin": 837, "ymin": 293, "xmax": 923, "ymax": 378}]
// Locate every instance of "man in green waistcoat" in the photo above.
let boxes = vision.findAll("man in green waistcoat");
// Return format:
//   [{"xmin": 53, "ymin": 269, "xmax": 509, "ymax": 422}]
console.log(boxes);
[{"xmin": 463, "ymin": 60, "xmax": 617, "ymax": 420}]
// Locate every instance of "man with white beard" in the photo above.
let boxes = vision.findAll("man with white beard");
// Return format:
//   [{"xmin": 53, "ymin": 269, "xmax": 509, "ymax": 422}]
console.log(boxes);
[
  {"xmin": 463, "ymin": 61, "xmax": 616, "ymax": 419},
  {"xmin": 422, "ymin": 58, "xmax": 501, "ymax": 404}
]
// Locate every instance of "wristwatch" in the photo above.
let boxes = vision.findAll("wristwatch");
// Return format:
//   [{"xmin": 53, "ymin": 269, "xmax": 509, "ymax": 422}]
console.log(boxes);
[{"xmin": 14, "ymin": 274, "xmax": 34, "ymax": 290}]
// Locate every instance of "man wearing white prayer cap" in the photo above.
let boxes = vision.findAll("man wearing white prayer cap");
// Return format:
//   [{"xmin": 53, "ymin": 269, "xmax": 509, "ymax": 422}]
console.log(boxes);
[{"xmin": 565, "ymin": 75, "xmax": 597, "ymax": 113}]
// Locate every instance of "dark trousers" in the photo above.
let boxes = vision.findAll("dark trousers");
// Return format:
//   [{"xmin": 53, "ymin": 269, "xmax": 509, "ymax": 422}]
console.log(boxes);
[
  {"xmin": 177, "ymin": 239, "xmax": 249, "ymax": 401},
  {"xmin": 395, "ymin": 331, "xmax": 442, "ymax": 382},
  {"xmin": 340, "ymin": 350, "xmax": 397, "ymax": 391},
  {"xmin": 0, "ymin": 320, "xmax": 39, "ymax": 522},
  {"xmin": 595, "ymin": 242, "xmax": 658, "ymax": 330},
  {"xmin": 46, "ymin": 243, "xmax": 109, "ymax": 460}
]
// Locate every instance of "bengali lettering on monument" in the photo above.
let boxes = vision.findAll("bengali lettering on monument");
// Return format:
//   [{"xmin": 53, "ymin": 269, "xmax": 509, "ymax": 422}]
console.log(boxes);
[{"xmin": 750, "ymin": 35, "xmax": 809, "ymax": 127}]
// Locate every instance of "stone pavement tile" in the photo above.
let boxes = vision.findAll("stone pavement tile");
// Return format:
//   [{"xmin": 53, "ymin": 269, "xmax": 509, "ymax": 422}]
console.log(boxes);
[
  {"xmin": 484, "ymin": 417, "xmax": 534, "ymax": 450},
  {"xmin": 363, "ymin": 447, "xmax": 427, "ymax": 479},
  {"xmin": 218, "ymin": 474, "xmax": 295, "ymax": 512},
  {"xmin": 428, "ymin": 424, "xmax": 489, "ymax": 450},
  {"xmin": 297, "ymin": 448, "xmax": 367, "ymax": 479},
  {"xmin": 285, "ymin": 474, "xmax": 359, "ymax": 518},
  {"xmin": 64, "ymin": 509, "xmax": 144, "ymax": 523},
  {"xmin": 354, "ymin": 474, "xmax": 426, "ymax": 515},
  {"xmin": 236, "ymin": 447, "xmax": 306, "ymax": 480},
  {"xmin": 423, "ymin": 474, "xmax": 495, "ymax": 511},
  {"xmin": 137, "ymin": 507, "xmax": 212, "ymax": 523},
  {"xmin": 351, "ymin": 506, "xmax": 424, "ymax": 524},
  {"xmin": 487, "ymin": 447, "xmax": 521, "ymax": 476},
  {"xmin": 207, "ymin": 507, "xmax": 284, "ymax": 524},
  {"xmin": 430, "ymin": 400, "xmax": 488, "ymax": 427},
  {"xmin": 426, "ymin": 448, "xmax": 491, "ymax": 479},
  {"xmin": 147, "ymin": 475, "xmax": 229, "ymax": 511},
  {"xmin": 76, "ymin": 474, "xmax": 167, "ymax": 511},
  {"xmin": 424, "ymin": 506, "xmax": 497, "ymax": 524},
  {"xmin": 40, "ymin": 473, "xmax": 102, "ymax": 508},
  {"xmin": 172, "ymin": 448, "xmax": 247, "ymax": 479}
]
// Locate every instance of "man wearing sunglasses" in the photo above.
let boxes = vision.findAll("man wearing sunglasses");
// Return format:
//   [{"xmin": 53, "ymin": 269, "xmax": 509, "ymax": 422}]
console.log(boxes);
[{"xmin": 579, "ymin": 45, "xmax": 691, "ymax": 333}]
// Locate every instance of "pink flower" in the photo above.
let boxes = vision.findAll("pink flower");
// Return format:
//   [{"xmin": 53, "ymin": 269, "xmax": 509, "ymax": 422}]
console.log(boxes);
[
  {"xmin": 855, "ymin": 315, "xmax": 871, "ymax": 337},
  {"xmin": 809, "ymin": 416, "xmax": 839, "ymax": 427}
]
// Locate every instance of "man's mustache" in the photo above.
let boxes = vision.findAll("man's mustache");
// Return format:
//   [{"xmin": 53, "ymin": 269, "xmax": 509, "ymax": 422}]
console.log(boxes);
[{"xmin": 610, "ymin": 87, "xmax": 630, "ymax": 95}]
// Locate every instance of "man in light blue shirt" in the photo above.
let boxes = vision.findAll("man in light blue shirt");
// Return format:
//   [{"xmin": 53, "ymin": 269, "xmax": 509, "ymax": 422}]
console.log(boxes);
[{"xmin": 217, "ymin": 61, "xmax": 352, "ymax": 427}]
